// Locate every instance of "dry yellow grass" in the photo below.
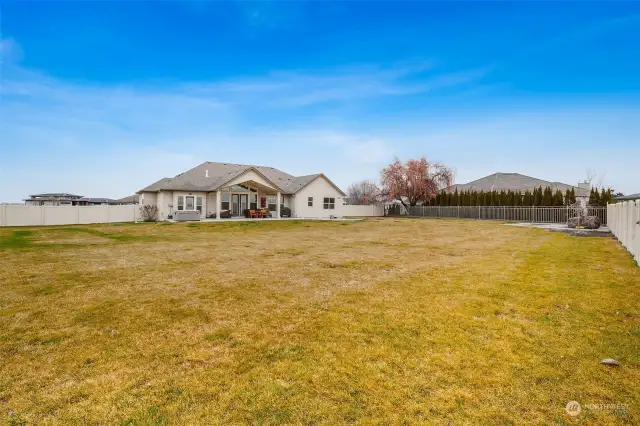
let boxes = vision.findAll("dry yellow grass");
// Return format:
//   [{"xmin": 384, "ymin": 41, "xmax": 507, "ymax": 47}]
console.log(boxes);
[{"xmin": 0, "ymin": 219, "xmax": 638, "ymax": 425}]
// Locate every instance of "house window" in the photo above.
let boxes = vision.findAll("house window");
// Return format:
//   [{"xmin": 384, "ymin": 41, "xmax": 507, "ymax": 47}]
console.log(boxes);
[
  {"xmin": 177, "ymin": 196, "xmax": 184, "ymax": 211},
  {"xmin": 323, "ymin": 197, "xmax": 335, "ymax": 210},
  {"xmin": 308, "ymin": 197, "xmax": 313, "ymax": 207},
  {"xmin": 222, "ymin": 192, "xmax": 230, "ymax": 210},
  {"xmin": 260, "ymin": 197, "xmax": 267, "ymax": 208},
  {"xmin": 267, "ymin": 195, "xmax": 276, "ymax": 212},
  {"xmin": 196, "ymin": 197, "xmax": 203, "ymax": 213},
  {"xmin": 186, "ymin": 196, "xmax": 195, "ymax": 210}
]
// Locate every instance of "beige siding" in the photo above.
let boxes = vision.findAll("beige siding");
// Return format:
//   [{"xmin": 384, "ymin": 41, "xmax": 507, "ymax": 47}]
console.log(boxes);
[
  {"xmin": 157, "ymin": 191, "xmax": 173, "ymax": 220},
  {"xmin": 222, "ymin": 170, "xmax": 278, "ymax": 191},
  {"xmin": 172, "ymin": 191, "xmax": 207, "ymax": 219},
  {"xmin": 206, "ymin": 193, "xmax": 217, "ymax": 216},
  {"xmin": 294, "ymin": 177, "xmax": 344, "ymax": 218},
  {"xmin": 141, "ymin": 192, "xmax": 157, "ymax": 207}
]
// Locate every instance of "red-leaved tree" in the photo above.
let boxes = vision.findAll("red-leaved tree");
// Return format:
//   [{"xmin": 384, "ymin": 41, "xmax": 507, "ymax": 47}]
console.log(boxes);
[{"xmin": 380, "ymin": 157, "xmax": 454, "ymax": 207}]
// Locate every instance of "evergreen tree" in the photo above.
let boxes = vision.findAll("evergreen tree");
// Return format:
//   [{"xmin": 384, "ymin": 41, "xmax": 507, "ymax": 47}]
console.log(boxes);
[
  {"xmin": 542, "ymin": 186, "xmax": 553, "ymax": 206},
  {"xmin": 533, "ymin": 187, "xmax": 542, "ymax": 206},
  {"xmin": 590, "ymin": 188, "xmax": 600, "ymax": 206},
  {"xmin": 439, "ymin": 190, "xmax": 447, "ymax": 206},
  {"xmin": 523, "ymin": 190, "xmax": 532, "ymax": 206},
  {"xmin": 513, "ymin": 191, "xmax": 521, "ymax": 206},
  {"xmin": 599, "ymin": 188, "xmax": 607, "ymax": 206},
  {"xmin": 553, "ymin": 189, "xmax": 564, "ymax": 206},
  {"xmin": 564, "ymin": 189, "xmax": 572, "ymax": 206},
  {"xmin": 491, "ymin": 191, "xmax": 498, "ymax": 206},
  {"xmin": 470, "ymin": 191, "xmax": 477, "ymax": 206},
  {"xmin": 569, "ymin": 188, "xmax": 576, "ymax": 204},
  {"xmin": 452, "ymin": 189, "xmax": 459, "ymax": 206}
]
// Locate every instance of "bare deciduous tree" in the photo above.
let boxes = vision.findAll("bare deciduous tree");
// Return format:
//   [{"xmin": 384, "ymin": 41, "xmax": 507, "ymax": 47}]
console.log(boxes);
[
  {"xmin": 346, "ymin": 180, "xmax": 381, "ymax": 205},
  {"xmin": 139, "ymin": 204, "xmax": 159, "ymax": 222},
  {"xmin": 380, "ymin": 157, "xmax": 454, "ymax": 208},
  {"xmin": 584, "ymin": 167, "xmax": 606, "ymax": 188}
]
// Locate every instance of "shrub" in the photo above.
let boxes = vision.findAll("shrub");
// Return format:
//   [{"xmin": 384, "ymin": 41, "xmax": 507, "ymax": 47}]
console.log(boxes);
[{"xmin": 139, "ymin": 204, "xmax": 159, "ymax": 222}]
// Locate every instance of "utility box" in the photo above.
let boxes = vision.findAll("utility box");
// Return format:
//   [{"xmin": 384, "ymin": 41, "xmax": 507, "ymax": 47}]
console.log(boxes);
[{"xmin": 173, "ymin": 210, "xmax": 201, "ymax": 222}]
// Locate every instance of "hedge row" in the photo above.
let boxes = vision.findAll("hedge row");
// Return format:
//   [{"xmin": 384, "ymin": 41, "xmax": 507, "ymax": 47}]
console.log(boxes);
[{"xmin": 427, "ymin": 186, "xmax": 613, "ymax": 207}]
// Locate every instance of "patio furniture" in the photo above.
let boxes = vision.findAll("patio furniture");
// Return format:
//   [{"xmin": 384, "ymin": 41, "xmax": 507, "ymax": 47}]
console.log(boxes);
[{"xmin": 249, "ymin": 209, "xmax": 257, "ymax": 218}]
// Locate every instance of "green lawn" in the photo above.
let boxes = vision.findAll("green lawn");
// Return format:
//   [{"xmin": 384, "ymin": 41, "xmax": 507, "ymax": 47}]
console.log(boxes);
[{"xmin": 0, "ymin": 219, "xmax": 638, "ymax": 425}]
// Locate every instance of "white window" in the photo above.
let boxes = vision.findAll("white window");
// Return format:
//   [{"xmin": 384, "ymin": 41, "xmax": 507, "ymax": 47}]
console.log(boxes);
[
  {"xmin": 222, "ymin": 192, "xmax": 230, "ymax": 210},
  {"xmin": 308, "ymin": 197, "xmax": 313, "ymax": 207},
  {"xmin": 186, "ymin": 196, "xmax": 195, "ymax": 210},
  {"xmin": 323, "ymin": 197, "xmax": 335, "ymax": 210},
  {"xmin": 177, "ymin": 196, "xmax": 184, "ymax": 211},
  {"xmin": 196, "ymin": 197, "xmax": 203, "ymax": 213}
]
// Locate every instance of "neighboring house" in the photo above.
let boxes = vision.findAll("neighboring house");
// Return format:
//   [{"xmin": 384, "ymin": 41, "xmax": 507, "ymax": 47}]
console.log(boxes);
[
  {"xmin": 114, "ymin": 194, "xmax": 140, "ymax": 205},
  {"xmin": 615, "ymin": 193, "xmax": 640, "ymax": 202},
  {"xmin": 24, "ymin": 193, "xmax": 115, "ymax": 206},
  {"xmin": 447, "ymin": 172, "xmax": 591, "ymax": 206},
  {"xmin": 137, "ymin": 161, "xmax": 346, "ymax": 220}
]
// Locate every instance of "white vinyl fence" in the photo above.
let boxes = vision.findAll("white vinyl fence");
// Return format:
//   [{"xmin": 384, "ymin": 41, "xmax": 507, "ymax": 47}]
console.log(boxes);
[
  {"xmin": 0, "ymin": 205, "xmax": 140, "ymax": 227},
  {"xmin": 342, "ymin": 204, "xmax": 384, "ymax": 217},
  {"xmin": 607, "ymin": 201, "xmax": 640, "ymax": 264}
]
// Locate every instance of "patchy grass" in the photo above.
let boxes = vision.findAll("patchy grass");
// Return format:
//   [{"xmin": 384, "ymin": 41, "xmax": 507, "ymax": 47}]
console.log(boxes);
[{"xmin": 0, "ymin": 219, "xmax": 638, "ymax": 424}]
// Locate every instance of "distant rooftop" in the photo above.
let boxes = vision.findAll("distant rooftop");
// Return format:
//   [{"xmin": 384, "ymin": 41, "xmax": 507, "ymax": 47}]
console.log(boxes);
[
  {"xmin": 614, "ymin": 193, "xmax": 640, "ymax": 201},
  {"xmin": 447, "ymin": 172, "xmax": 590, "ymax": 197},
  {"xmin": 28, "ymin": 193, "xmax": 83, "ymax": 198}
]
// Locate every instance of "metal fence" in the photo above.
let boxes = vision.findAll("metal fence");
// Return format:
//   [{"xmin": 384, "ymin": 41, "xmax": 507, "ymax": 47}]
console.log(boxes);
[{"xmin": 387, "ymin": 205, "xmax": 607, "ymax": 224}]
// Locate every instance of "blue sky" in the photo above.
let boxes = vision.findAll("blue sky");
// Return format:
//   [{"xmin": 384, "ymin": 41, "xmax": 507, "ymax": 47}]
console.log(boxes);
[{"xmin": 1, "ymin": 1, "xmax": 639, "ymax": 202}]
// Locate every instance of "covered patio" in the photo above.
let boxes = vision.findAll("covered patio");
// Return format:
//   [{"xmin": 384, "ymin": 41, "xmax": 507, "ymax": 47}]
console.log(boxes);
[{"xmin": 212, "ymin": 168, "xmax": 283, "ymax": 220}]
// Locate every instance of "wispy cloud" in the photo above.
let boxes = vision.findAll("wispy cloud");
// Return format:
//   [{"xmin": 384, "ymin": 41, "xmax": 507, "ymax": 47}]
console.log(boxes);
[{"xmin": 2, "ymin": 35, "xmax": 638, "ymax": 203}]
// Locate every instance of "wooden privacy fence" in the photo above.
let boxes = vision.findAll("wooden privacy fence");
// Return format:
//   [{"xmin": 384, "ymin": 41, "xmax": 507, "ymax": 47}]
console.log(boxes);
[
  {"xmin": 388, "ymin": 205, "xmax": 608, "ymax": 224},
  {"xmin": 607, "ymin": 201, "xmax": 640, "ymax": 264}
]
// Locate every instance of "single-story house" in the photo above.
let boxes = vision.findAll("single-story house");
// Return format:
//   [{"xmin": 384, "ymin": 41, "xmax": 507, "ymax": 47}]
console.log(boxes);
[
  {"xmin": 24, "ymin": 193, "xmax": 115, "ymax": 206},
  {"xmin": 137, "ymin": 161, "xmax": 346, "ymax": 220},
  {"xmin": 447, "ymin": 172, "xmax": 591, "ymax": 206}
]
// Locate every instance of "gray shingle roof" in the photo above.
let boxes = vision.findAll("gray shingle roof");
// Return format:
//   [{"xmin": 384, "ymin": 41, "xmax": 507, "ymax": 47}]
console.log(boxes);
[
  {"xmin": 614, "ymin": 192, "xmax": 640, "ymax": 201},
  {"xmin": 114, "ymin": 194, "xmax": 140, "ymax": 204},
  {"xmin": 448, "ymin": 172, "xmax": 590, "ymax": 197},
  {"xmin": 29, "ymin": 193, "xmax": 83, "ymax": 198},
  {"xmin": 137, "ymin": 162, "xmax": 345, "ymax": 195}
]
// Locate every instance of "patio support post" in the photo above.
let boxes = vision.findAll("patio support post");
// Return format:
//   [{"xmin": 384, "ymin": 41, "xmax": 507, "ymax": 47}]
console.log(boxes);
[
  {"xmin": 276, "ymin": 192, "xmax": 281, "ymax": 219},
  {"xmin": 216, "ymin": 190, "xmax": 221, "ymax": 220}
]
